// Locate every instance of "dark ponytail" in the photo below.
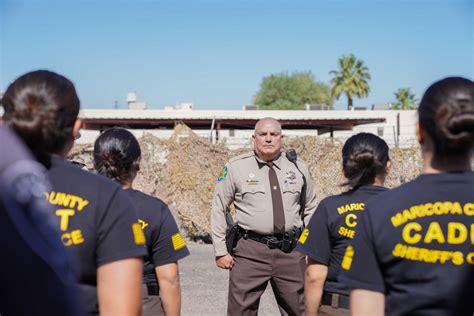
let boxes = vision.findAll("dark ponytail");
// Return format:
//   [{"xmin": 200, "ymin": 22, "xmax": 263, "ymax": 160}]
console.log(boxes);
[
  {"xmin": 93, "ymin": 128, "xmax": 141, "ymax": 184},
  {"xmin": 2, "ymin": 70, "xmax": 80, "ymax": 167},
  {"xmin": 342, "ymin": 133, "xmax": 390, "ymax": 189},
  {"xmin": 418, "ymin": 77, "xmax": 474, "ymax": 156}
]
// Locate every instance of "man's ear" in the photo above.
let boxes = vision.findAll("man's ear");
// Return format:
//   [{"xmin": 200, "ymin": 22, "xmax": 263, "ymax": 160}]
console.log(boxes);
[{"xmin": 73, "ymin": 118, "xmax": 82, "ymax": 139}]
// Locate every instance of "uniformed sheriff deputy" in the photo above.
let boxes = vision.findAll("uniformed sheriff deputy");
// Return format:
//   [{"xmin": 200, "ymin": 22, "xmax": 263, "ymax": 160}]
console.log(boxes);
[{"xmin": 211, "ymin": 117, "xmax": 318, "ymax": 315}]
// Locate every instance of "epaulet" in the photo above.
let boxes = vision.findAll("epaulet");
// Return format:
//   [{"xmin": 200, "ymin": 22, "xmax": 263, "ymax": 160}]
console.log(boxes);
[{"xmin": 228, "ymin": 151, "xmax": 255, "ymax": 164}]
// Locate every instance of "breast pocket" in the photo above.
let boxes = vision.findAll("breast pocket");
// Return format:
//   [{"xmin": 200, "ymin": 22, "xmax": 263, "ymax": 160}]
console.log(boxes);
[
  {"xmin": 240, "ymin": 184, "xmax": 266, "ymax": 211},
  {"xmin": 282, "ymin": 184, "xmax": 301, "ymax": 195},
  {"xmin": 242, "ymin": 184, "xmax": 265, "ymax": 195},
  {"xmin": 282, "ymin": 184, "xmax": 301, "ymax": 211}
]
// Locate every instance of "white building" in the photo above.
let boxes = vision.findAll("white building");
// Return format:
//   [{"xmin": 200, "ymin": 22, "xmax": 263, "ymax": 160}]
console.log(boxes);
[{"xmin": 76, "ymin": 109, "xmax": 417, "ymax": 148}]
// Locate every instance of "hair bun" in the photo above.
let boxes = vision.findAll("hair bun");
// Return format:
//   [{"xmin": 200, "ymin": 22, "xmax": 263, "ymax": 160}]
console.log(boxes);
[
  {"xmin": 93, "ymin": 128, "xmax": 141, "ymax": 184},
  {"xmin": 446, "ymin": 112, "xmax": 474, "ymax": 141},
  {"xmin": 351, "ymin": 151, "xmax": 375, "ymax": 166}
]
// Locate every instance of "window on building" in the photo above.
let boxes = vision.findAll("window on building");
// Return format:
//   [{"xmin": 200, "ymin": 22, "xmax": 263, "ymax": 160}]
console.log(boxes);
[{"xmin": 377, "ymin": 127, "xmax": 384, "ymax": 137}]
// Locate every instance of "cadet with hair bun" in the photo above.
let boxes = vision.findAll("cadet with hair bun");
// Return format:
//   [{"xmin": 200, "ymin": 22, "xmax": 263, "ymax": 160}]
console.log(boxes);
[
  {"xmin": 341, "ymin": 77, "xmax": 474, "ymax": 315},
  {"xmin": 2, "ymin": 70, "xmax": 147, "ymax": 316},
  {"xmin": 296, "ymin": 133, "xmax": 390, "ymax": 316},
  {"xmin": 93, "ymin": 128, "xmax": 190, "ymax": 316}
]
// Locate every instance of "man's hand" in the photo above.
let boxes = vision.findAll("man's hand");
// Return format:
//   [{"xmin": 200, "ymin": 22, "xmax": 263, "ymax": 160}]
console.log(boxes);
[{"xmin": 216, "ymin": 254, "xmax": 235, "ymax": 269}]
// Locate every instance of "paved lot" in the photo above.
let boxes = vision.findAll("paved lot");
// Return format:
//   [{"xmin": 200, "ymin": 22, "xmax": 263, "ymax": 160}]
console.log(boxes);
[{"xmin": 180, "ymin": 243, "xmax": 280, "ymax": 315}]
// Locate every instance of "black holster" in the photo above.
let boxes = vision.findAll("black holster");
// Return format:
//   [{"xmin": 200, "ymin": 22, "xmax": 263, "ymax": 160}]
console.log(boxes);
[
  {"xmin": 280, "ymin": 226, "xmax": 303, "ymax": 253},
  {"xmin": 225, "ymin": 224, "xmax": 242, "ymax": 255}
]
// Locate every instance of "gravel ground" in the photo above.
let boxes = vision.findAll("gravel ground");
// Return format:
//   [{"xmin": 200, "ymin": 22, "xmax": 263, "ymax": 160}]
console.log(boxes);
[{"xmin": 180, "ymin": 242, "xmax": 280, "ymax": 315}]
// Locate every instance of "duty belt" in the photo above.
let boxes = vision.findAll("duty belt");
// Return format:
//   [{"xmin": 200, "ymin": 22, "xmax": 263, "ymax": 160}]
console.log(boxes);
[
  {"xmin": 244, "ymin": 230, "xmax": 285, "ymax": 249},
  {"xmin": 240, "ymin": 227, "xmax": 302, "ymax": 253},
  {"xmin": 321, "ymin": 292, "xmax": 350, "ymax": 309}
]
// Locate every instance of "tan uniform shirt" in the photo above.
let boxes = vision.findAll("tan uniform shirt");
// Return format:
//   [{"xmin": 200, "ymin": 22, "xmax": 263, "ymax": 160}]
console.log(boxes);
[{"xmin": 211, "ymin": 151, "xmax": 318, "ymax": 256}]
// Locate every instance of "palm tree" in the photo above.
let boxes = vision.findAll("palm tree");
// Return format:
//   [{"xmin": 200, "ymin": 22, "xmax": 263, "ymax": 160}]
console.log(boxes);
[
  {"xmin": 330, "ymin": 54, "xmax": 371, "ymax": 110},
  {"xmin": 392, "ymin": 88, "xmax": 418, "ymax": 110}
]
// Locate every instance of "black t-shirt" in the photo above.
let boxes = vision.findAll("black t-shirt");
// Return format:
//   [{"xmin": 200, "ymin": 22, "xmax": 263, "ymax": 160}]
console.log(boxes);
[
  {"xmin": 296, "ymin": 185, "xmax": 387, "ymax": 296},
  {"xmin": 0, "ymin": 193, "xmax": 80, "ymax": 316},
  {"xmin": 0, "ymin": 127, "xmax": 79, "ymax": 315},
  {"xmin": 126, "ymin": 189, "xmax": 190, "ymax": 285},
  {"xmin": 47, "ymin": 158, "xmax": 147, "ymax": 315},
  {"xmin": 341, "ymin": 172, "xmax": 474, "ymax": 315}
]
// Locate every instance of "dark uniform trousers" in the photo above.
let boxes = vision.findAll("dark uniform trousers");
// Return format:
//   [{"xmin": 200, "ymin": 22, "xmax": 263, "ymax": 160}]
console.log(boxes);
[{"xmin": 228, "ymin": 238, "xmax": 306, "ymax": 316}]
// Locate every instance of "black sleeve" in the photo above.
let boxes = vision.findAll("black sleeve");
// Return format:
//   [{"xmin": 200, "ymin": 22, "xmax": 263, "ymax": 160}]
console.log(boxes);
[
  {"xmin": 296, "ymin": 202, "xmax": 331, "ymax": 265},
  {"xmin": 96, "ymin": 188, "xmax": 147, "ymax": 266},
  {"xmin": 339, "ymin": 204, "xmax": 385, "ymax": 292},
  {"xmin": 151, "ymin": 204, "xmax": 190, "ymax": 267}
]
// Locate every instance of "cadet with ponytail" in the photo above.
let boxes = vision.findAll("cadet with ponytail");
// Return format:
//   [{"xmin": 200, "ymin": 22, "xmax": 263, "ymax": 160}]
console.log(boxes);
[
  {"xmin": 296, "ymin": 133, "xmax": 390, "ymax": 316},
  {"xmin": 341, "ymin": 77, "xmax": 474, "ymax": 315},
  {"xmin": 2, "ymin": 70, "xmax": 147, "ymax": 316},
  {"xmin": 94, "ymin": 128, "xmax": 190, "ymax": 316}
]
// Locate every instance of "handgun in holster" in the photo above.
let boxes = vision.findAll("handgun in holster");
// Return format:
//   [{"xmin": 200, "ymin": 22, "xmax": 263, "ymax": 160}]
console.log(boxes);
[
  {"xmin": 280, "ymin": 226, "xmax": 304, "ymax": 253},
  {"xmin": 225, "ymin": 208, "xmax": 241, "ymax": 255}
]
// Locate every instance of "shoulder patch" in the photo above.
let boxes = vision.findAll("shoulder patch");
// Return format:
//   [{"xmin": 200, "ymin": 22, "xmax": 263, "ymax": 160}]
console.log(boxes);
[
  {"xmin": 171, "ymin": 233, "xmax": 186, "ymax": 250},
  {"xmin": 298, "ymin": 228, "xmax": 310, "ymax": 244},
  {"xmin": 217, "ymin": 164, "xmax": 228, "ymax": 182}
]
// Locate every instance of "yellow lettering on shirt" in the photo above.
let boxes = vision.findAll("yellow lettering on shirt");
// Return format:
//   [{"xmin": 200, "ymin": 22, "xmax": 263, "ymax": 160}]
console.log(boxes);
[
  {"xmin": 402, "ymin": 222, "xmax": 422, "ymax": 244},
  {"xmin": 338, "ymin": 226, "xmax": 356, "ymax": 239},
  {"xmin": 392, "ymin": 243, "xmax": 464, "ymax": 265},
  {"xmin": 337, "ymin": 203, "xmax": 365, "ymax": 215},
  {"xmin": 45, "ymin": 191, "xmax": 89, "ymax": 211},
  {"xmin": 391, "ymin": 201, "xmax": 472, "ymax": 227},
  {"xmin": 447, "ymin": 222, "xmax": 468, "ymax": 244},
  {"xmin": 424, "ymin": 222, "xmax": 445, "ymax": 244},
  {"xmin": 336, "ymin": 203, "xmax": 363, "ymax": 238},
  {"xmin": 465, "ymin": 203, "xmax": 474, "ymax": 216},
  {"xmin": 45, "ymin": 192, "xmax": 90, "ymax": 247},
  {"xmin": 466, "ymin": 252, "xmax": 474, "ymax": 265},
  {"xmin": 345, "ymin": 213, "xmax": 357, "ymax": 228},
  {"xmin": 471, "ymin": 224, "xmax": 474, "ymax": 244},
  {"xmin": 61, "ymin": 230, "xmax": 84, "ymax": 246},
  {"xmin": 401, "ymin": 221, "xmax": 473, "ymax": 246},
  {"xmin": 138, "ymin": 219, "xmax": 149, "ymax": 230},
  {"xmin": 56, "ymin": 209, "xmax": 75, "ymax": 231}
]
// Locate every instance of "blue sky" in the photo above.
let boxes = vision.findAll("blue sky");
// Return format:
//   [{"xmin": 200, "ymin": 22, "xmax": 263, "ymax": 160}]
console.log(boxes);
[{"xmin": 1, "ymin": 0, "xmax": 472, "ymax": 110}]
